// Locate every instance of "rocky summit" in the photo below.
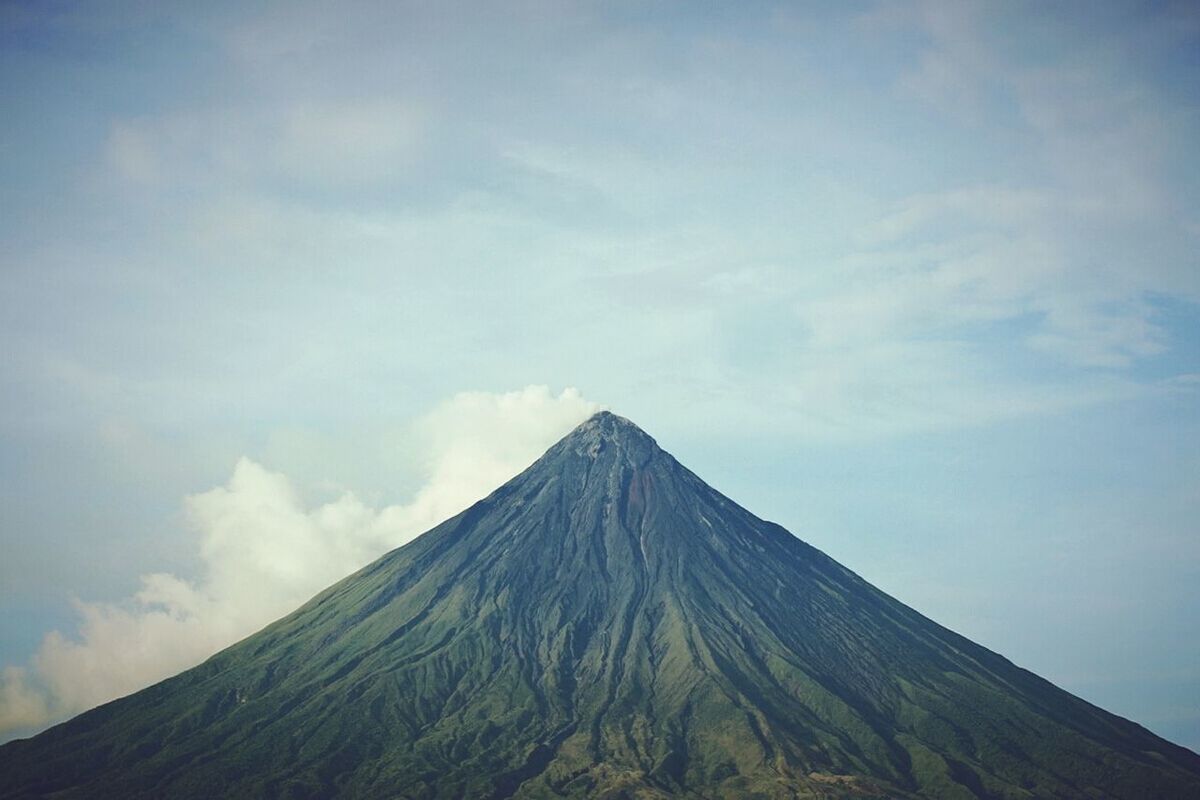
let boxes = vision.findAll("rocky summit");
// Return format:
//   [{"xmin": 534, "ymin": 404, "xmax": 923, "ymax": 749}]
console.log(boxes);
[{"xmin": 2, "ymin": 411, "xmax": 1198, "ymax": 798}]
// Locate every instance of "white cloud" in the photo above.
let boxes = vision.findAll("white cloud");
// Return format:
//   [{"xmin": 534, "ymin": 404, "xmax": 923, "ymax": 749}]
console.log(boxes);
[
  {"xmin": 0, "ymin": 386, "xmax": 598, "ymax": 741},
  {"xmin": 103, "ymin": 99, "xmax": 426, "ymax": 191},
  {"xmin": 863, "ymin": 0, "xmax": 997, "ymax": 123},
  {"xmin": 273, "ymin": 101, "xmax": 427, "ymax": 186},
  {"xmin": 825, "ymin": 175, "xmax": 1180, "ymax": 371},
  {"xmin": 0, "ymin": 668, "xmax": 49, "ymax": 733},
  {"xmin": 861, "ymin": 186, "xmax": 1051, "ymax": 244},
  {"xmin": 1027, "ymin": 301, "xmax": 1166, "ymax": 368}
]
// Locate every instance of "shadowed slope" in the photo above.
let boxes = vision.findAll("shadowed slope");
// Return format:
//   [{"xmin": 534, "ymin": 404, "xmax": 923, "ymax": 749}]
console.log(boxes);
[{"xmin": 2, "ymin": 412, "xmax": 1198, "ymax": 798}]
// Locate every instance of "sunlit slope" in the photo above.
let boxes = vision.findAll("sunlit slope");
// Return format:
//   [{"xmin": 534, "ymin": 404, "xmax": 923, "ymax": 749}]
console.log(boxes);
[{"xmin": 2, "ymin": 412, "xmax": 1198, "ymax": 798}]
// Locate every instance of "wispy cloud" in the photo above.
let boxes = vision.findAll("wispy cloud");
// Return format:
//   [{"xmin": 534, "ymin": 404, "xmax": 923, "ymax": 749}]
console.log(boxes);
[{"xmin": 105, "ymin": 100, "xmax": 428, "ymax": 191}]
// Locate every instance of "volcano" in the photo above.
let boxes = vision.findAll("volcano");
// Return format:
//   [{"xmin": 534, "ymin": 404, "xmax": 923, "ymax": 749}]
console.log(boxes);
[{"xmin": 2, "ymin": 411, "xmax": 1198, "ymax": 798}]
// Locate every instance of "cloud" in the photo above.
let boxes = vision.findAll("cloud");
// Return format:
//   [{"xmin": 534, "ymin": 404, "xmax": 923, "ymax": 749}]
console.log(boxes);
[
  {"xmin": 7, "ymin": 1, "xmax": 1197, "ymax": 455},
  {"xmin": 104, "ymin": 99, "xmax": 427, "ymax": 191},
  {"xmin": 853, "ymin": 2, "xmax": 1195, "ymax": 327},
  {"xmin": 274, "ymin": 101, "xmax": 427, "ymax": 186},
  {"xmin": 822, "ymin": 174, "xmax": 1183, "ymax": 371},
  {"xmin": 897, "ymin": 4, "xmax": 995, "ymax": 122},
  {"xmin": 0, "ymin": 386, "xmax": 598, "ymax": 741},
  {"xmin": 0, "ymin": 668, "xmax": 49, "ymax": 733},
  {"xmin": 1027, "ymin": 300, "xmax": 1166, "ymax": 368}
]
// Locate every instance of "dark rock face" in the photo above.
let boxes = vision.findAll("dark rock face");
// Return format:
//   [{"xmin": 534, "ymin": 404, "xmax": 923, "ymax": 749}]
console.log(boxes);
[{"xmin": 3, "ymin": 411, "xmax": 1199, "ymax": 798}]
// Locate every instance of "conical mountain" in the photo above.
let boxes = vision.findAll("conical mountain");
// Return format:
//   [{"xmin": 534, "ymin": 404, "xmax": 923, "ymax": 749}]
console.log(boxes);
[{"xmin": 2, "ymin": 412, "xmax": 1198, "ymax": 798}]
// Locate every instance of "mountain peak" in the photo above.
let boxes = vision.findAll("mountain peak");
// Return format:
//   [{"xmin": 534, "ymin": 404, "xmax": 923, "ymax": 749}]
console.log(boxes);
[
  {"xmin": 559, "ymin": 410, "xmax": 661, "ymax": 464},
  {"xmin": 579, "ymin": 409, "xmax": 651, "ymax": 439}
]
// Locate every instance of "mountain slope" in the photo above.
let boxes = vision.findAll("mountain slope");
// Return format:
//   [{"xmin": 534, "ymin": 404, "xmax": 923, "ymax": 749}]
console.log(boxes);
[{"xmin": 2, "ymin": 412, "xmax": 1198, "ymax": 798}]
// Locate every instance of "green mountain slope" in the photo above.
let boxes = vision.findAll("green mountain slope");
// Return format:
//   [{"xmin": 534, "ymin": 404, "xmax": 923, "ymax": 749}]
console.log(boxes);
[{"xmin": 2, "ymin": 412, "xmax": 1198, "ymax": 798}]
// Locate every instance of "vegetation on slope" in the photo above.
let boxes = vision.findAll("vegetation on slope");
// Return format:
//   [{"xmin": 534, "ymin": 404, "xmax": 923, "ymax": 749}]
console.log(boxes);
[{"xmin": 2, "ymin": 412, "xmax": 1198, "ymax": 799}]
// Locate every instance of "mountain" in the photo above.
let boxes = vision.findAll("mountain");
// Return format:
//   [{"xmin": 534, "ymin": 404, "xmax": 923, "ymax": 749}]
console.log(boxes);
[{"xmin": 2, "ymin": 411, "xmax": 1198, "ymax": 799}]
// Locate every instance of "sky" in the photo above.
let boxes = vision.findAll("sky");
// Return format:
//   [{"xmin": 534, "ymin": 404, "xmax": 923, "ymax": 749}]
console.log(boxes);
[{"xmin": 0, "ymin": 0, "xmax": 1198, "ymax": 751}]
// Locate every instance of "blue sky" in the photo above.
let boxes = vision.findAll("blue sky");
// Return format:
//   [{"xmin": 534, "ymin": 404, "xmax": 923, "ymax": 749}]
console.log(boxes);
[{"xmin": 1, "ymin": 1, "xmax": 1198, "ymax": 749}]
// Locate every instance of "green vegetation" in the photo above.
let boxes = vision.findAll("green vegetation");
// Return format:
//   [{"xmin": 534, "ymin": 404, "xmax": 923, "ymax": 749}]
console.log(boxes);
[{"xmin": 2, "ymin": 412, "xmax": 1198, "ymax": 798}]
